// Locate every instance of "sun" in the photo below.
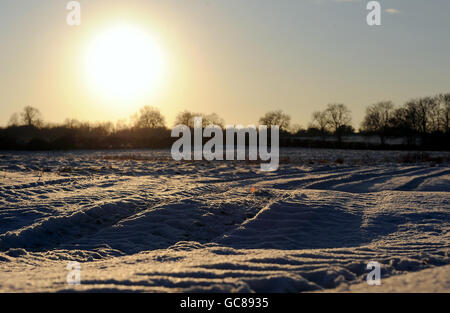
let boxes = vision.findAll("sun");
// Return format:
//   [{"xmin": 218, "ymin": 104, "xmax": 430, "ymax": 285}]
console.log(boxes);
[{"xmin": 84, "ymin": 24, "xmax": 165, "ymax": 101}]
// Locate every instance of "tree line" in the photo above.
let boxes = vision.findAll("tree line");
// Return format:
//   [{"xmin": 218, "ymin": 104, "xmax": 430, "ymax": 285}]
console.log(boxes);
[{"xmin": 1, "ymin": 93, "xmax": 449, "ymax": 150}]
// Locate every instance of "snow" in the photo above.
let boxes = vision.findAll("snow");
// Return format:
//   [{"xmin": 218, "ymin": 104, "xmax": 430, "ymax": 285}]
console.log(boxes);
[
  {"xmin": 0, "ymin": 149, "xmax": 449, "ymax": 292},
  {"xmin": 324, "ymin": 264, "xmax": 450, "ymax": 293}
]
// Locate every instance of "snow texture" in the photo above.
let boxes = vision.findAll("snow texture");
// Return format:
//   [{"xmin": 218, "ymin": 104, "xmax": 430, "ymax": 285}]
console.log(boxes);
[{"xmin": 0, "ymin": 149, "xmax": 449, "ymax": 292}]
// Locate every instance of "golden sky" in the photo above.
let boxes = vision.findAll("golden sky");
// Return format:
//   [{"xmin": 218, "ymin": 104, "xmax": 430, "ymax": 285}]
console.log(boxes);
[{"xmin": 1, "ymin": 0, "xmax": 450, "ymax": 128}]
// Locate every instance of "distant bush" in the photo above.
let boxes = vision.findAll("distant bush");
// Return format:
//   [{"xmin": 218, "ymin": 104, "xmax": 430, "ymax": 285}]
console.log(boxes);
[
  {"xmin": 398, "ymin": 152, "xmax": 447, "ymax": 164},
  {"xmin": 335, "ymin": 158, "xmax": 344, "ymax": 164}
]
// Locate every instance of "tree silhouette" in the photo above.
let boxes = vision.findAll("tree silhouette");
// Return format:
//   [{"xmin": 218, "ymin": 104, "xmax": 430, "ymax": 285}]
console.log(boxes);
[
  {"xmin": 8, "ymin": 113, "xmax": 20, "ymax": 127},
  {"xmin": 311, "ymin": 111, "xmax": 329, "ymax": 139},
  {"xmin": 324, "ymin": 103, "xmax": 352, "ymax": 143},
  {"xmin": 133, "ymin": 106, "xmax": 166, "ymax": 129},
  {"xmin": 361, "ymin": 101, "xmax": 395, "ymax": 144},
  {"xmin": 174, "ymin": 110, "xmax": 224, "ymax": 128},
  {"xmin": 259, "ymin": 110, "xmax": 291, "ymax": 131},
  {"xmin": 20, "ymin": 106, "xmax": 42, "ymax": 127},
  {"xmin": 437, "ymin": 93, "xmax": 450, "ymax": 133}
]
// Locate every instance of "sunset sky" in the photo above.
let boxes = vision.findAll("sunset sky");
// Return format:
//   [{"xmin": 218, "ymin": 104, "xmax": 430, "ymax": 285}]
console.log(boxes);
[{"xmin": 1, "ymin": 0, "xmax": 450, "ymax": 128}]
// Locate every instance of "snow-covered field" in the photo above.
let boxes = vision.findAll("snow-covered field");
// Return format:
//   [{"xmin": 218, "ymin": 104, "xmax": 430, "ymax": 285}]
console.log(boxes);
[{"xmin": 0, "ymin": 149, "xmax": 449, "ymax": 292}]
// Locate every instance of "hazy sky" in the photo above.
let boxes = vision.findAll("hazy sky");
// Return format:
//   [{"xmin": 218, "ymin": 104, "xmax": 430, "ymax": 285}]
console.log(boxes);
[{"xmin": 1, "ymin": 0, "xmax": 450, "ymax": 128}]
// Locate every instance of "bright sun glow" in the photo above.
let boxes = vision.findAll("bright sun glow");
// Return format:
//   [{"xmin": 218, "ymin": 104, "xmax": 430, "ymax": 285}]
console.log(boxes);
[{"xmin": 84, "ymin": 25, "xmax": 165, "ymax": 101}]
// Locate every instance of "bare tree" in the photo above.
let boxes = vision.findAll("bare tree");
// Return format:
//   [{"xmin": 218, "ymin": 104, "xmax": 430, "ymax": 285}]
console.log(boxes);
[
  {"xmin": 311, "ymin": 111, "xmax": 329, "ymax": 138},
  {"xmin": 175, "ymin": 110, "xmax": 195, "ymax": 128},
  {"xmin": 8, "ymin": 113, "xmax": 20, "ymax": 127},
  {"xmin": 427, "ymin": 97, "xmax": 441, "ymax": 133},
  {"xmin": 324, "ymin": 103, "xmax": 352, "ymax": 143},
  {"xmin": 94, "ymin": 122, "xmax": 114, "ymax": 136},
  {"xmin": 64, "ymin": 119, "xmax": 81, "ymax": 129},
  {"xmin": 175, "ymin": 111, "xmax": 224, "ymax": 128},
  {"xmin": 404, "ymin": 97, "xmax": 439, "ymax": 134},
  {"xmin": 21, "ymin": 106, "xmax": 42, "ymax": 127},
  {"xmin": 361, "ymin": 101, "xmax": 395, "ymax": 144},
  {"xmin": 437, "ymin": 93, "xmax": 450, "ymax": 133},
  {"xmin": 259, "ymin": 110, "xmax": 291, "ymax": 131},
  {"xmin": 134, "ymin": 106, "xmax": 166, "ymax": 129},
  {"xmin": 203, "ymin": 113, "xmax": 224, "ymax": 128}
]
